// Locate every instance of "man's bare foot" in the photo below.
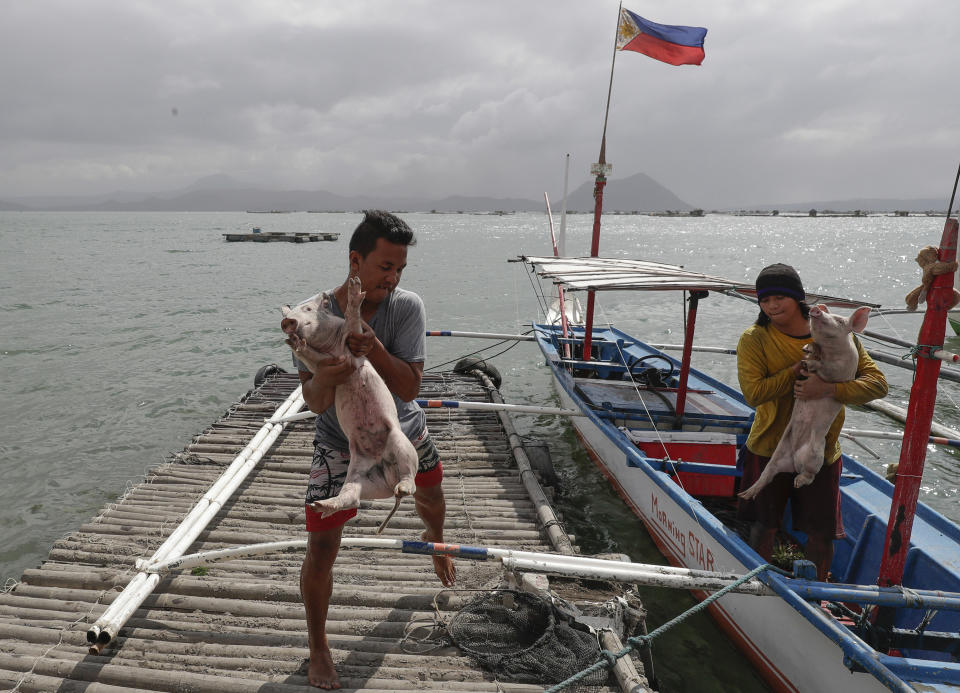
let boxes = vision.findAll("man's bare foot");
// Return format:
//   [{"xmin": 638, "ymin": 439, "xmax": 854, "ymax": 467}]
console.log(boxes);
[
  {"xmin": 307, "ymin": 643, "xmax": 341, "ymax": 689},
  {"xmin": 433, "ymin": 554, "xmax": 456, "ymax": 587},
  {"xmin": 422, "ymin": 532, "xmax": 456, "ymax": 587}
]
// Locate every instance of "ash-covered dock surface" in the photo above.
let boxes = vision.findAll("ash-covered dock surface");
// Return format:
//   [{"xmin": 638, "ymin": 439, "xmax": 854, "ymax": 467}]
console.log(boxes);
[{"xmin": 0, "ymin": 370, "xmax": 650, "ymax": 692}]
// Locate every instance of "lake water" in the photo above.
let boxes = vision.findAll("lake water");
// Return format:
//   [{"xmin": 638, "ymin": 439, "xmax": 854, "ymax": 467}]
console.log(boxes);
[{"xmin": 2, "ymin": 210, "xmax": 958, "ymax": 691}]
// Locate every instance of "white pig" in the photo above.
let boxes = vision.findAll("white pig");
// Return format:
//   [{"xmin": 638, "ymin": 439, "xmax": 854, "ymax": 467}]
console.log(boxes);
[
  {"xmin": 738, "ymin": 304, "xmax": 871, "ymax": 500},
  {"xmin": 281, "ymin": 276, "xmax": 417, "ymax": 532}
]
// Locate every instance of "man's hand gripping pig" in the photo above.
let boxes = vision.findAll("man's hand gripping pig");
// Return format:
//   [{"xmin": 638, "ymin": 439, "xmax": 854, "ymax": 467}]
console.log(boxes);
[{"xmin": 281, "ymin": 276, "xmax": 418, "ymax": 533}]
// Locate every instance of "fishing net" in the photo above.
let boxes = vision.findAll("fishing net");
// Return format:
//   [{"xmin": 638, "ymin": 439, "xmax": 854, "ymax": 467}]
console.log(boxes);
[{"xmin": 448, "ymin": 589, "xmax": 611, "ymax": 687}]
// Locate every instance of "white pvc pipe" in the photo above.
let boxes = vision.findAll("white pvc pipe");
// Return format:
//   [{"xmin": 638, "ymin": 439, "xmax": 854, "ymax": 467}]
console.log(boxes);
[
  {"xmin": 500, "ymin": 557, "xmax": 773, "ymax": 596},
  {"xmin": 871, "ymin": 308, "xmax": 960, "ymax": 316},
  {"xmin": 146, "ymin": 388, "xmax": 303, "ymax": 567},
  {"xmin": 275, "ymin": 399, "xmax": 585, "ymax": 424},
  {"xmin": 149, "ymin": 536, "xmax": 764, "ymax": 587},
  {"xmin": 649, "ymin": 343, "xmax": 738, "ymax": 355},
  {"xmin": 935, "ymin": 348, "xmax": 960, "ymax": 364},
  {"xmin": 842, "ymin": 428, "xmax": 960, "ymax": 448},
  {"xmin": 425, "ymin": 330, "xmax": 535, "ymax": 341},
  {"xmin": 841, "ymin": 429, "xmax": 908, "ymax": 442},
  {"xmin": 151, "ymin": 540, "xmax": 308, "ymax": 573},
  {"xmin": 418, "ymin": 400, "xmax": 585, "ymax": 417},
  {"xmin": 277, "ymin": 409, "xmax": 321, "ymax": 422},
  {"xmin": 88, "ymin": 386, "xmax": 305, "ymax": 645}
]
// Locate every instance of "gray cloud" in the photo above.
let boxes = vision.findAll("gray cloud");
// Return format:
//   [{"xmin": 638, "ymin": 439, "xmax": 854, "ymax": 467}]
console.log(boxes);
[{"xmin": 1, "ymin": 0, "xmax": 958, "ymax": 208}]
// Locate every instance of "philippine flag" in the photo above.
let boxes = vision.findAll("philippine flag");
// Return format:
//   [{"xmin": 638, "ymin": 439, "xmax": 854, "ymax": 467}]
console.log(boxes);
[{"xmin": 617, "ymin": 9, "xmax": 707, "ymax": 66}]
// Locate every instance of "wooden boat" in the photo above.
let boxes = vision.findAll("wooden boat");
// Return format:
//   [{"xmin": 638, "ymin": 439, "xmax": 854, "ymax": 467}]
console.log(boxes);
[{"xmin": 520, "ymin": 248, "xmax": 960, "ymax": 692}]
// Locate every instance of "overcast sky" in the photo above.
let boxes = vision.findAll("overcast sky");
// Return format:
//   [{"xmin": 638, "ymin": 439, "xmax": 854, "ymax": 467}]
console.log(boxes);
[{"xmin": 2, "ymin": 1, "xmax": 958, "ymax": 208}]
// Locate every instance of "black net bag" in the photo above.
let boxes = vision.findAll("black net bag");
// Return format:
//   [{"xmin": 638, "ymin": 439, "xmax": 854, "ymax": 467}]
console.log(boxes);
[{"xmin": 448, "ymin": 589, "xmax": 610, "ymax": 687}]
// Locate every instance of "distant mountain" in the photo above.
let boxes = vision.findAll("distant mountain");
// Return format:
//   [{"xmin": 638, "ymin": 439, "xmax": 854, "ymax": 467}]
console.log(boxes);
[
  {"xmin": 0, "ymin": 199, "xmax": 30, "ymax": 211},
  {"xmin": 183, "ymin": 173, "xmax": 252, "ymax": 191},
  {"xmin": 2, "ymin": 180, "xmax": 535, "ymax": 213},
  {"xmin": 84, "ymin": 187, "xmax": 358, "ymax": 213},
  {"xmin": 4, "ymin": 174, "xmax": 261, "ymax": 211},
  {"xmin": 560, "ymin": 171, "xmax": 695, "ymax": 213},
  {"xmin": 0, "ymin": 172, "xmax": 943, "ymax": 214},
  {"xmin": 0, "ymin": 170, "xmax": 698, "ymax": 213}
]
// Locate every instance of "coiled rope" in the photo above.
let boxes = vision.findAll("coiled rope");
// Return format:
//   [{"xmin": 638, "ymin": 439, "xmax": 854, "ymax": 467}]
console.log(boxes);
[{"xmin": 545, "ymin": 563, "xmax": 774, "ymax": 692}]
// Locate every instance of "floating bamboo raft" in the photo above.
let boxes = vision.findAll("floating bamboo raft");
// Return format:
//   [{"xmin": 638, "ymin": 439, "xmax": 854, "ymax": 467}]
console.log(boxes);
[
  {"xmin": 223, "ymin": 231, "xmax": 340, "ymax": 243},
  {"xmin": 0, "ymin": 369, "xmax": 650, "ymax": 692}
]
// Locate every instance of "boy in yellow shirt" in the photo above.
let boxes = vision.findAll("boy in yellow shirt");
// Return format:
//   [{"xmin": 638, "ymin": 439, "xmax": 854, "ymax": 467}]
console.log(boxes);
[{"xmin": 737, "ymin": 263, "xmax": 887, "ymax": 580}]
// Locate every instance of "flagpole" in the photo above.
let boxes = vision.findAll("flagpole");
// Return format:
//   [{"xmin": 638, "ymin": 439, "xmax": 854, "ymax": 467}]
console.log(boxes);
[{"xmin": 582, "ymin": 2, "xmax": 621, "ymax": 362}]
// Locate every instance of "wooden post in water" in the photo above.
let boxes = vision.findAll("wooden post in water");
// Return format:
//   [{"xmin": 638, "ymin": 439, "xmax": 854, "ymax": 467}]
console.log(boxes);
[{"xmin": 877, "ymin": 217, "xmax": 959, "ymax": 588}]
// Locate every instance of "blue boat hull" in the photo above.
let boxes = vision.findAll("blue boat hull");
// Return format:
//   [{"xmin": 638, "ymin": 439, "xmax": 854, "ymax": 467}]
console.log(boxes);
[{"xmin": 534, "ymin": 322, "xmax": 960, "ymax": 692}]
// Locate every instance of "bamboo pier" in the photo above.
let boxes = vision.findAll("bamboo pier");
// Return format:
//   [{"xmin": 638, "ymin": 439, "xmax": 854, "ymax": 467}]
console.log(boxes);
[{"xmin": 0, "ymin": 369, "xmax": 651, "ymax": 692}]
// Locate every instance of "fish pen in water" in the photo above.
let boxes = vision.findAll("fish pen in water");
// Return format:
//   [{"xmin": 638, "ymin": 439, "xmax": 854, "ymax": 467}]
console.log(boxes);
[{"xmin": 0, "ymin": 369, "xmax": 653, "ymax": 692}]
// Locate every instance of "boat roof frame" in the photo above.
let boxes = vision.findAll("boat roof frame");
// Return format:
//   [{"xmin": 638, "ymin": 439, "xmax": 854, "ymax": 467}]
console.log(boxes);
[{"xmin": 521, "ymin": 255, "xmax": 880, "ymax": 309}]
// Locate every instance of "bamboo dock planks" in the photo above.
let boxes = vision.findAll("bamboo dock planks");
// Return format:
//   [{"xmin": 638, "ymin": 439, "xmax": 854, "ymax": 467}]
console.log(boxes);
[{"xmin": 1, "ymin": 370, "xmax": 648, "ymax": 692}]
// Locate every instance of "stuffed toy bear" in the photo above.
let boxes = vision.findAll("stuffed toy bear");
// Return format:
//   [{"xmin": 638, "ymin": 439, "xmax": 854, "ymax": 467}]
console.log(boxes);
[{"xmin": 904, "ymin": 245, "xmax": 960, "ymax": 311}]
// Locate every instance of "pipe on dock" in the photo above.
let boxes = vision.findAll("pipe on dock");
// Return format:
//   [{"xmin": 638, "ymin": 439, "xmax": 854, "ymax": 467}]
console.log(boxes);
[
  {"xmin": 150, "ymin": 536, "xmax": 769, "ymax": 590},
  {"xmin": 500, "ymin": 557, "xmax": 771, "ymax": 595},
  {"xmin": 470, "ymin": 369, "xmax": 576, "ymax": 554},
  {"xmin": 87, "ymin": 386, "xmax": 305, "ymax": 647},
  {"xmin": 276, "ymin": 398, "xmax": 586, "ymax": 424}
]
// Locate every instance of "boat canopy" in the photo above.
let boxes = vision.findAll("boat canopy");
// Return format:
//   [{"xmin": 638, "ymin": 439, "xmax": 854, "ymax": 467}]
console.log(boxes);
[{"xmin": 521, "ymin": 255, "xmax": 879, "ymax": 309}]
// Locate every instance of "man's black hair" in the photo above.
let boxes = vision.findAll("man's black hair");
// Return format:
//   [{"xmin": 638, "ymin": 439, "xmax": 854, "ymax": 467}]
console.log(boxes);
[
  {"xmin": 349, "ymin": 209, "xmax": 416, "ymax": 257},
  {"xmin": 756, "ymin": 299, "xmax": 811, "ymax": 327}
]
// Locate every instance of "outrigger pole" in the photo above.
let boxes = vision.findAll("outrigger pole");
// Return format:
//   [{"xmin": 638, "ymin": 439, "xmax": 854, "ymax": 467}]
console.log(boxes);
[
  {"xmin": 581, "ymin": 3, "xmax": 621, "ymax": 361},
  {"xmin": 877, "ymin": 164, "xmax": 960, "ymax": 590}
]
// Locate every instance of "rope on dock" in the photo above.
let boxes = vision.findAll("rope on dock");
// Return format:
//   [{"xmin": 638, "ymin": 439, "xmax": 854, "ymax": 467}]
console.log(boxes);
[{"xmin": 544, "ymin": 563, "xmax": 774, "ymax": 693}]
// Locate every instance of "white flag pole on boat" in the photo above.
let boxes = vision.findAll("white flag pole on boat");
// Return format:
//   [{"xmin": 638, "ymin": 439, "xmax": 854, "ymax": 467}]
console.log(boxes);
[
  {"xmin": 559, "ymin": 153, "xmax": 570, "ymax": 256},
  {"xmin": 544, "ymin": 191, "xmax": 573, "ymax": 356},
  {"xmin": 581, "ymin": 3, "xmax": 620, "ymax": 362}
]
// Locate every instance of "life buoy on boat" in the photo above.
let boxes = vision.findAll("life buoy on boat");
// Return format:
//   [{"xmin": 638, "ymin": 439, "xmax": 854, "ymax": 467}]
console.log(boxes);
[
  {"xmin": 454, "ymin": 357, "xmax": 502, "ymax": 389},
  {"xmin": 254, "ymin": 363, "xmax": 287, "ymax": 388}
]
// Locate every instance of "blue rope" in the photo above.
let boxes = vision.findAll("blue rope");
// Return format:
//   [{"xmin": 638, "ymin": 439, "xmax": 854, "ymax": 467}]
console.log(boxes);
[{"xmin": 544, "ymin": 563, "xmax": 773, "ymax": 692}]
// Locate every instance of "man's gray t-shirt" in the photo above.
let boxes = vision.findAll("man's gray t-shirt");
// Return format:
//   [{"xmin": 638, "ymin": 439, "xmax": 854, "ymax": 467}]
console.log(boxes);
[{"xmin": 292, "ymin": 287, "xmax": 426, "ymax": 451}]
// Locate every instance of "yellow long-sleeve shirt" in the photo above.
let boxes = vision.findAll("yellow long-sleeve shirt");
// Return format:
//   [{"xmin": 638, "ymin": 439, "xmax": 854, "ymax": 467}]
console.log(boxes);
[{"xmin": 737, "ymin": 323, "xmax": 888, "ymax": 463}]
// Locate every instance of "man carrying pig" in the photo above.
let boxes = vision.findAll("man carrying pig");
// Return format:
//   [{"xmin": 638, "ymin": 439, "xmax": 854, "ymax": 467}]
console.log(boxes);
[
  {"xmin": 290, "ymin": 210, "xmax": 454, "ymax": 689},
  {"xmin": 736, "ymin": 263, "xmax": 887, "ymax": 580}
]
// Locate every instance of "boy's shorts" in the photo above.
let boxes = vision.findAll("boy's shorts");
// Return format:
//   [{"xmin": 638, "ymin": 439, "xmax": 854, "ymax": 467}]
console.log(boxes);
[
  {"xmin": 304, "ymin": 428, "xmax": 442, "ymax": 532},
  {"xmin": 736, "ymin": 447, "xmax": 845, "ymax": 540}
]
